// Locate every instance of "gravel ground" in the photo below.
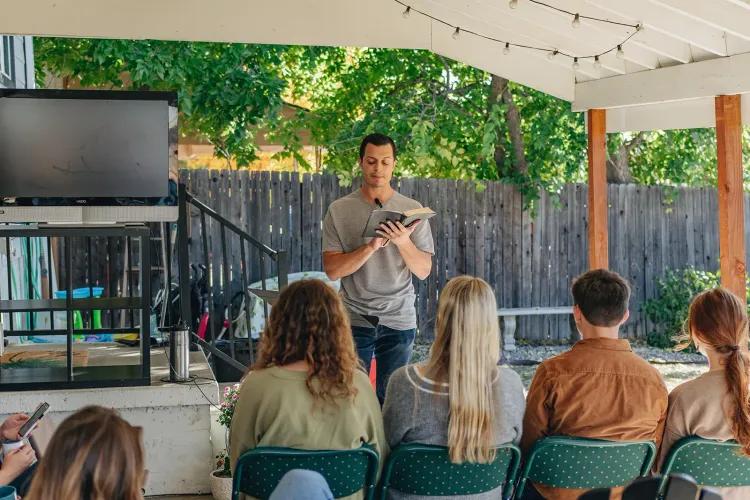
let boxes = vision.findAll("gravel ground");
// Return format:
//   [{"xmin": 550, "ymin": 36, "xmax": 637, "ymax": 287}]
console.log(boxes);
[{"xmin": 410, "ymin": 342, "xmax": 708, "ymax": 392}]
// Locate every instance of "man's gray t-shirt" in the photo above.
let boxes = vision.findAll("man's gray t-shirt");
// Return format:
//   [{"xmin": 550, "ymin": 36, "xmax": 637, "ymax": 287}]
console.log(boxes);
[{"xmin": 322, "ymin": 189, "xmax": 435, "ymax": 330}]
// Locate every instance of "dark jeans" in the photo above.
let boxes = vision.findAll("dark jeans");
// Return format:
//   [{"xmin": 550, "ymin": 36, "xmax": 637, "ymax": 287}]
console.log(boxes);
[{"xmin": 352, "ymin": 324, "xmax": 415, "ymax": 404}]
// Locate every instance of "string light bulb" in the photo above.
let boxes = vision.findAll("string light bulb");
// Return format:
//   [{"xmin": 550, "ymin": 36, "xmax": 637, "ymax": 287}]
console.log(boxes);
[
  {"xmin": 547, "ymin": 49, "xmax": 558, "ymax": 61},
  {"xmin": 573, "ymin": 57, "xmax": 580, "ymax": 70},
  {"xmin": 452, "ymin": 27, "xmax": 461, "ymax": 39},
  {"xmin": 616, "ymin": 45, "xmax": 625, "ymax": 59},
  {"xmin": 509, "ymin": 0, "xmax": 518, "ymax": 9},
  {"xmin": 593, "ymin": 55, "xmax": 602, "ymax": 70},
  {"xmin": 572, "ymin": 14, "xmax": 581, "ymax": 28},
  {"xmin": 402, "ymin": 6, "xmax": 411, "ymax": 18},
  {"xmin": 503, "ymin": 42, "xmax": 511, "ymax": 55}
]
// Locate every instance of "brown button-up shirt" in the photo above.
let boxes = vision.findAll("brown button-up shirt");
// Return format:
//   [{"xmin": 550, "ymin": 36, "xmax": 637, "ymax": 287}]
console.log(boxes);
[{"xmin": 521, "ymin": 337, "xmax": 668, "ymax": 500}]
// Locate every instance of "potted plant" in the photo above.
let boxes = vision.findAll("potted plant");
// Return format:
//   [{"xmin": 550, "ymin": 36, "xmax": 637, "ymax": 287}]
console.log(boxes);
[{"xmin": 211, "ymin": 383, "xmax": 240, "ymax": 500}]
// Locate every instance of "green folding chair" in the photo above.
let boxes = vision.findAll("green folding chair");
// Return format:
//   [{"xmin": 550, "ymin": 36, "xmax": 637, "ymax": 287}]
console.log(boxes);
[
  {"xmin": 515, "ymin": 436, "xmax": 657, "ymax": 498},
  {"xmin": 232, "ymin": 446, "xmax": 380, "ymax": 500},
  {"xmin": 659, "ymin": 437, "xmax": 750, "ymax": 494},
  {"xmin": 379, "ymin": 443, "xmax": 521, "ymax": 500}
]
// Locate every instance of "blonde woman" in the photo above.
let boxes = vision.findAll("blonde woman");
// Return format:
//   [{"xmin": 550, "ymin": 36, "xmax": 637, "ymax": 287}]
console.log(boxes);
[
  {"xmin": 25, "ymin": 406, "xmax": 145, "ymax": 500},
  {"xmin": 382, "ymin": 276, "xmax": 525, "ymax": 500}
]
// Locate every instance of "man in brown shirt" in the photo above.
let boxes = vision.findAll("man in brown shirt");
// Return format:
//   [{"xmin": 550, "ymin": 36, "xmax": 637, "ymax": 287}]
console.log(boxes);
[{"xmin": 521, "ymin": 269, "xmax": 668, "ymax": 500}]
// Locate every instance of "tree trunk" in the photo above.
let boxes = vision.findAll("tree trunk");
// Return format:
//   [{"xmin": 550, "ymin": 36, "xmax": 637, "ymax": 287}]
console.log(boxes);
[
  {"xmin": 490, "ymin": 75, "xmax": 528, "ymax": 176},
  {"xmin": 606, "ymin": 144, "xmax": 632, "ymax": 184},
  {"xmin": 606, "ymin": 132, "xmax": 645, "ymax": 184},
  {"xmin": 488, "ymin": 75, "xmax": 507, "ymax": 174},
  {"xmin": 501, "ymin": 79, "xmax": 529, "ymax": 176}
]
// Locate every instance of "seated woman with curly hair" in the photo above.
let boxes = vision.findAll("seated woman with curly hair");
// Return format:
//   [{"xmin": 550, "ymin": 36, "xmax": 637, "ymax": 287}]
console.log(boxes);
[{"xmin": 229, "ymin": 279, "xmax": 387, "ymax": 499}]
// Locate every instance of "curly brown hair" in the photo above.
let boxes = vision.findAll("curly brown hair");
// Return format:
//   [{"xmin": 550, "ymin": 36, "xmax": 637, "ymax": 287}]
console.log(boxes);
[{"xmin": 253, "ymin": 279, "xmax": 360, "ymax": 405}]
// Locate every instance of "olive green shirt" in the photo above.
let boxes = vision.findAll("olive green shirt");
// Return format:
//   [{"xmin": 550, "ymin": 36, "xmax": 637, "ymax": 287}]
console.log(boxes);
[{"xmin": 229, "ymin": 366, "xmax": 388, "ymax": 499}]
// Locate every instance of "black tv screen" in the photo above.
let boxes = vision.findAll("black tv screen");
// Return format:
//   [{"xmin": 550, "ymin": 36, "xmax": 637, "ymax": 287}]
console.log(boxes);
[{"xmin": 0, "ymin": 89, "xmax": 177, "ymax": 205}]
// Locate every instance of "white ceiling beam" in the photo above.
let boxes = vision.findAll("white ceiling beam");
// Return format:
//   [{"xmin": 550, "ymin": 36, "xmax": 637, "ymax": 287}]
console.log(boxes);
[
  {"xmin": 588, "ymin": 0, "xmax": 727, "ymax": 56},
  {"xmin": 654, "ymin": 0, "xmax": 750, "ymax": 42},
  {"xmin": 605, "ymin": 94, "xmax": 750, "ymax": 132},
  {"xmin": 0, "ymin": 0, "xmax": 434, "ymax": 48},
  {"xmin": 430, "ymin": 21, "xmax": 574, "ymax": 100},
  {"xmin": 0, "ymin": 0, "xmax": 579, "ymax": 100},
  {"xmin": 573, "ymin": 51, "xmax": 750, "ymax": 110},
  {"xmin": 579, "ymin": 1, "xmax": 691, "ymax": 63},
  {"xmin": 422, "ymin": 0, "xmax": 624, "ymax": 75},
  {"xmin": 515, "ymin": 0, "xmax": 659, "ymax": 69},
  {"xmin": 460, "ymin": 0, "xmax": 657, "ymax": 70}
]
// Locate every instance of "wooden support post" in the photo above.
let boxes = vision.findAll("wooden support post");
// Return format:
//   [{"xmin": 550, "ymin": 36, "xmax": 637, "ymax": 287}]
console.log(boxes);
[
  {"xmin": 715, "ymin": 95, "xmax": 746, "ymax": 298},
  {"xmin": 587, "ymin": 108, "xmax": 608, "ymax": 269}
]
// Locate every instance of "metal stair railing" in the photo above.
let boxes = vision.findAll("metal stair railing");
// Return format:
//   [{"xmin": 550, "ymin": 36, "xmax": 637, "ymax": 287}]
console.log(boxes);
[{"xmin": 176, "ymin": 183, "xmax": 289, "ymax": 366}]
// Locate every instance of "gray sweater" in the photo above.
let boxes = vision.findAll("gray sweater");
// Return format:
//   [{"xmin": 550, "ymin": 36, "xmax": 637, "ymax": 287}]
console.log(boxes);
[{"xmin": 382, "ymin": 363, "xmax": 525, "ymax": 500}]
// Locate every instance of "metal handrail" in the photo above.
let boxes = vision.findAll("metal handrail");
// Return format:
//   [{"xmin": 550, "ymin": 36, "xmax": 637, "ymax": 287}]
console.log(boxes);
[
  {"xmin": 184, "ymin": 190, "xmax": 279, "ymax": 258},
  {"xmin": 176, "ymin": 183, "xmax": 289, "ymax": 368}
]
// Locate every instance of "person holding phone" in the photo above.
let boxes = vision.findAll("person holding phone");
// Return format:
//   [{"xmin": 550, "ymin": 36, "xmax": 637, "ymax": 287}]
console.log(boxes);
[
  {"xmin": 0, "ymin": 413, "xmax": 37, "ymax": 496},
  {"xmin": 323, "ymin": 133, "xmax": 434, "ymax": 404}
]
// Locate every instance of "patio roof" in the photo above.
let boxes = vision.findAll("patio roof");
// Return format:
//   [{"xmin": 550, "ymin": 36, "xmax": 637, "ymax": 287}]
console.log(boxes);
[{"xmin": 4, "ymin": 0, "xmax": 750, "ymax": 132}]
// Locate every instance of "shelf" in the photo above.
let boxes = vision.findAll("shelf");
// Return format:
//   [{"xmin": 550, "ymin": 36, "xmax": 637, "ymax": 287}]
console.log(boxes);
[
  {"xmin": 0, "ymin": 297, "xmax": 143, "ymax": 312},
  {"xmin": 0, "ymin": 365, "xmax": 149, "ymax": 391}
]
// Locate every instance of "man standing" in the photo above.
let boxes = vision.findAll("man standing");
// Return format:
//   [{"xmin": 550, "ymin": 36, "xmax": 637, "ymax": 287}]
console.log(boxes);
[{"xmin": 323, "ymin": 133, "xmax": 434, "ymax": 403}]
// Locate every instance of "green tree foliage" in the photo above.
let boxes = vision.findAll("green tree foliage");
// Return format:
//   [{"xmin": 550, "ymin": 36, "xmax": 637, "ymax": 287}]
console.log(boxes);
[
  {"xmin": 278, "ymin": 47, "xmax": 588, "ymax": 195},
  {"xmin": 34, "ymin": 38, "xmax": 739, "ymax": 196}
]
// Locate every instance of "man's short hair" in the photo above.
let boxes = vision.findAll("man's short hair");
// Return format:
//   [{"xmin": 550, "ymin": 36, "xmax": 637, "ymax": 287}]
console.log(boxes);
[
  {"xmin": 571, "ymin": 269, "xmax": 630, "ymax": 327},
  {"xmin": 359, "ymin": 133, "xmax": 397, "ymax": 161}
]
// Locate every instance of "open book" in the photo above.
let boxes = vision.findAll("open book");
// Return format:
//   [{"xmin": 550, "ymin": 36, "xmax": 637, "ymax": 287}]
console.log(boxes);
[{"xmin": 362, "ymin": 207, "xmax": 436, "ymax": 238}]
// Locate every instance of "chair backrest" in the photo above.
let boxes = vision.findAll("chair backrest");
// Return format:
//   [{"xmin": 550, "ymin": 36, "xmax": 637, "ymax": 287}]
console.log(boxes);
[
  {"xmin": 515, "ymin": 436, "xmax": 657, "ymax": 498},
  {"xmin": 661, "ymin": 437, "xmax": 750, "ymax": 488},
  {"xmin": 379, "ymin": 443, "xmax": 521, "ymax": 500},
  {"xmin": 232, "ymin": 446, "xmax": 379, "ymax": 500}
]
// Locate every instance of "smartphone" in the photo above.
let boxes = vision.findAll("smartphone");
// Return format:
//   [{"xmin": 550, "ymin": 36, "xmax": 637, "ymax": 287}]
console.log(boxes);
[{"xmin": 18, "ymin": 402, "xmax": 49, "ymax": 439}]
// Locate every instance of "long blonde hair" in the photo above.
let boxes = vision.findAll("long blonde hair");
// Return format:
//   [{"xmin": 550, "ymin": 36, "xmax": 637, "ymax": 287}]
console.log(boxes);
[
  {"xmin": 26, "ymin": 406, "xmax": 145, "ymax": 500},
  {"xmin": 424, "ymin": 276, "xmax": 499, "ymax": 464},
  {"xmin": 681, "ymin": 288, "xmax": 750, "ymax": 456}
]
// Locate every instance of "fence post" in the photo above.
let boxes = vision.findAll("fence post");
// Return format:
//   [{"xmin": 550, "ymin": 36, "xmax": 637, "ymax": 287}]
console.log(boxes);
[
  {"xmin": 177, "ymin": 183, "xmax": 192, "ymax": 328},
  {"xmin": 277, "ymin": 250, "xmax": 289, "ymax": 290}
]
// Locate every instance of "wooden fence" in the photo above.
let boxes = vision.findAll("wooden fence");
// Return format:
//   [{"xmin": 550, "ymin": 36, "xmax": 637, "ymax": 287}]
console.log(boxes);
[{"xmin": 179, "ymin": 169, "xmax": 736, "ymax": 342}]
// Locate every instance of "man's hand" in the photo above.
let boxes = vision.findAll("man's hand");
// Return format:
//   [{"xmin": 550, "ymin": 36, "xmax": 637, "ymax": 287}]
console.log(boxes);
[
  {"xmin": 376, "ymin": 220, "xmax": 420, "ymax": 247},
  {"xmin": 0, "ymin": 414, "xmax": 29, "ymax": 441},
  {"xmin": 367, "ymin": 236, "xmax": 388, "ymax": 250}
]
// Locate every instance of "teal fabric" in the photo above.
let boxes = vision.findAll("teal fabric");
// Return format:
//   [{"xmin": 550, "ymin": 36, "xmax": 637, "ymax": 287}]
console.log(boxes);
[
  {"xmin": 380, "ymin": 444, "xmax": 520, "ymax": 500},
  {"xmin": 232, "ymin": 446, "xmax": 379, "ymax": 500},
  {"xmin": 516, "ymin": 437, "xmax": 656, "ymax": 498},
  {"xmin": 661, "ymin": 437, "xmax": 750, "ymax": 487}
]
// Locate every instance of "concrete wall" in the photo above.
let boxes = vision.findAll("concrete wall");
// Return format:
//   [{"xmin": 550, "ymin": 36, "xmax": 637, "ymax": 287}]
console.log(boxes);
[{"xmin": 0, "ymin": 351, "xmax": 219, "ymax": 496}]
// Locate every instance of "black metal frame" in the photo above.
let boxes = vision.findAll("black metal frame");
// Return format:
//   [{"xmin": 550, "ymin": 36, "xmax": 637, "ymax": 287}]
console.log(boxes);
[
  {"xmin": 0, "ymin": 224, "xmax": 151, "ymax": 391},
  {"xmin": 176, "ymin": 183, "xmax": 289, "ymax": 365}
]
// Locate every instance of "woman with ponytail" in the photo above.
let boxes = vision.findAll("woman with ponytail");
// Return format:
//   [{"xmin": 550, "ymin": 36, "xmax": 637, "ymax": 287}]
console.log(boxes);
[
  {"xmin": 382, "ymin": 276, "xmax": 525, "ymax": 500},
  {"xmin": 658, "ymin": 287, "xmax": 750, "ymax": 499}
]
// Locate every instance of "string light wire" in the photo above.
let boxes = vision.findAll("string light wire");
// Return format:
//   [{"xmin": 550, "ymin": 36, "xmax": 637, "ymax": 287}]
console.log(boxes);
[{"xmin": 394, "ymin": 0, "xmax": 641, "ymax": 64}]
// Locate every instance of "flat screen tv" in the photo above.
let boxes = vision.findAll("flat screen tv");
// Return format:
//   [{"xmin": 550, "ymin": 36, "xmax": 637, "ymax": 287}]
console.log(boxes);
[{"xmin": 0, "ymin": 89, "xmax": 178, "ymax": 223}]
